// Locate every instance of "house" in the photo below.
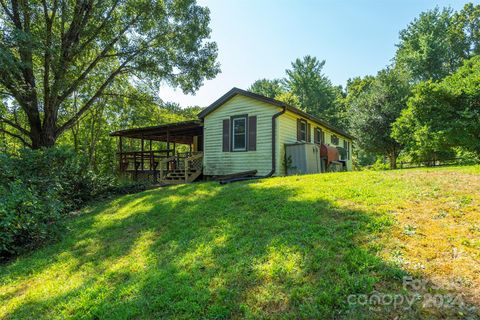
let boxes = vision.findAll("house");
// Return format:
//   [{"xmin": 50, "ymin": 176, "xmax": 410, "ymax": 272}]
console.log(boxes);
[{"xmin": 111, "ymin": 87, "xmax": 354, "ymax": 184}]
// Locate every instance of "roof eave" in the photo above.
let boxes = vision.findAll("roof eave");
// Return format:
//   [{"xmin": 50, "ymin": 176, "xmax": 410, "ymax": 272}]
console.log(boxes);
[{"xmin": 197, "ymin": 87, "xmax": 355, "ymax": 140}]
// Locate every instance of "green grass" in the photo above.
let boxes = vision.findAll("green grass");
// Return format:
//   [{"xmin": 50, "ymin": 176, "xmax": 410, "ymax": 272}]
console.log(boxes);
[{"xmin": 1, "ymin": 166, "xmax": 480, "ymax": 319}]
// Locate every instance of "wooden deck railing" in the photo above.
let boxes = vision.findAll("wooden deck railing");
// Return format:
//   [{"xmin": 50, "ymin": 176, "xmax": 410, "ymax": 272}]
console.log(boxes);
[
  {"xmin": 158, "ymin": 152, "xmax": 203, "ymax": 184},
  {"xmin": 118, "ymin": 150, "xmax": 203, "ymax": 184},
  {"xmin": 184, "ymin": 152, "xmax": 204, "ymax": 181},
  {"xmin": 159, "ymin": 155, "xmax": 177, "ymax": 182}
]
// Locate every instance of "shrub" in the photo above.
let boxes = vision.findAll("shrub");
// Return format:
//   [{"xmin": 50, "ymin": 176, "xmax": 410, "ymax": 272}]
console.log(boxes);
[
  {"xmin": 12, "ymin": 148, "xmax": 94, "ymax": 212},
  {"xmin": 0, "ymin": 151, "xmax": 65, "ymax": 257},
  {"xmin": 370, "ymin": 158, "xmax": 390, "ymax": 171},
  {"xmin": 0, "ymin": 147, "xmax": 145, "ymax": 259},
  {"xmin": 0, "ymin": 178, "xmax": 63, "ymax": 256}
]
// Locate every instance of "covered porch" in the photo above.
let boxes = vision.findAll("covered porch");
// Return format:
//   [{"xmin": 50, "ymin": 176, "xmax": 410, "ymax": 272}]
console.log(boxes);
[{"xmin": 110, "ymin": 120, "xmax": 204, "ymax": 185}]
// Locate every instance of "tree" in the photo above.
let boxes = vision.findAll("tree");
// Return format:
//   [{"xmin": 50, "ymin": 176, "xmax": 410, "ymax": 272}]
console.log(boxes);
[
  {"xmin": 0, "ymin": 0, "xmax": 219, "ymax": 149},
  {"xmin": 52, "ymin": 81, "xmax": 198, "ymax": 174},
  {"xmin": 395, "ymin": 3, "xmax": 480, "ymax": 82},
  {"xmin": 392, "ymin": 56, "xmax": 480, "ymax": 161},
  {"xmin": 347, "ymin": 68, "xmax": 411, "ymax": 169},
  {"xmin": 274, "ymin": 91, "xmax": 300, "ymax": 106},
  {"xmin": 284, "ymin": 55, "xmax": 344, "ymax": 126},
  {"xmin": 248, "ymin": 79, "xmax": 285, "ymax": 99}
]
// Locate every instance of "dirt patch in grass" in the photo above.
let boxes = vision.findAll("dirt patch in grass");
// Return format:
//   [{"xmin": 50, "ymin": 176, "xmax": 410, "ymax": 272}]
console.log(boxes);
[{"xmin": 381, "ymin": 170, "xmax": 480, "ymax": 307}]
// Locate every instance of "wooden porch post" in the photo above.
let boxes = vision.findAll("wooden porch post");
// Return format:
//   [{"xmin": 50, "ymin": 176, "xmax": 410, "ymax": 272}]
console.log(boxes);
[
  {"xmin": 166, "ymin": 130, "xmax": 170, "ymax": 157},
  {"xmin": 134, "ymin": 151, "xmax": 137, "ymax": 180},
  {"xmin": 166, "ymin": 130, "xmax": 170, "ymax": 172},
  {"xmin": 119, "ymin": 136, "xmax": 123, "ymax": 173},
  {"xmin": 149, "ymin": 139, "xmax": 152, "ymax": 170},
  {"xmin": 141, "ymin": 137, "xmax": 144, "ymax": 171}
]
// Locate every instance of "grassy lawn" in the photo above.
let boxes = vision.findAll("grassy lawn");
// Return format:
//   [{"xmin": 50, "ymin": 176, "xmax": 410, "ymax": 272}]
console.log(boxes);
[{"xmin": 1, "ymin": 166, "xmax": 479, "ymax": 319}]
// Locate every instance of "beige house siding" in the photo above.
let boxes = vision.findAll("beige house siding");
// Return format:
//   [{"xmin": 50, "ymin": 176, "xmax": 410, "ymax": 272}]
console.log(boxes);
[
  {"xmin": 276, "ymin": 110, "xmax": 353, "ymax": 174},
  {"xmin": 203, "ymin": 95, "xmax": 281, "ymax": 176}
]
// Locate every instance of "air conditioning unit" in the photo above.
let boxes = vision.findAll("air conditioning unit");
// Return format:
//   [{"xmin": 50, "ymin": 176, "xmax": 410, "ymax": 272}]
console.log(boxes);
[{"xmin": 285, "ymin": 143, "xmax": 321, "ymax": 175}]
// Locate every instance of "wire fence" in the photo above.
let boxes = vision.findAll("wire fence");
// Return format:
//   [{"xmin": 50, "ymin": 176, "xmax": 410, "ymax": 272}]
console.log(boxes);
[{"xmin": 398, "ymin": 158, "xmax": 472, "ymax": 169}]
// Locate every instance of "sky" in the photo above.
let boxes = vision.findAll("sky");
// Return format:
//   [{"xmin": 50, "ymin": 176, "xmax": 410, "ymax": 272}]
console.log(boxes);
[{"xmin": 160, "ymin": 0, "xmax": 477, "ymax": 107}]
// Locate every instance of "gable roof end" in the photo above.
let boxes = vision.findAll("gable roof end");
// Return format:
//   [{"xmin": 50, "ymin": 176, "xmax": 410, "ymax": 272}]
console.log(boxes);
[{"xmin": 197, "ymin": 87, "xmax": 355, "ymax": 140}]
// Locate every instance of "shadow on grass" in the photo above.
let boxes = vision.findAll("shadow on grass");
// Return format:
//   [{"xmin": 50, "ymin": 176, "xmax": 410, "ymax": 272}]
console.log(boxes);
[{"xmin": 1, "ymin": 180, "xmax": 476, "ymax": 319}]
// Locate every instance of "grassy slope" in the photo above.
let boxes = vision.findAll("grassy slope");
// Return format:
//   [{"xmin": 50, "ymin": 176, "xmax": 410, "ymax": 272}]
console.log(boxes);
[{"xmin": 1, "ymin": 166, "xmax": 479, "ymax": 319}]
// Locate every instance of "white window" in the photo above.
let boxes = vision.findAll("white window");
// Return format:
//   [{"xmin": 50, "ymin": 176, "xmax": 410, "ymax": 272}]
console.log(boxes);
[{"xmin": 232, "ymin": 117, "xmax": 247, "ymax": 151}]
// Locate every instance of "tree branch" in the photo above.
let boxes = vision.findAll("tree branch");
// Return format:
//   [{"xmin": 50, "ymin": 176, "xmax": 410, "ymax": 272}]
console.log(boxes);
[
  {"xmin": 0, "ymin": 0, "xmax": 14, "ymax": 21},
  {"xmin": 56, "ymin": 61, "xmax": 130, "ymax": 136},
  {"xmin": 0, "ymin": 128, "xmax": 32, "ymax": 147},
  {"xmin": 0, "ymin": 116, "xmax": 30, "ymax": 135},
  {"xmin": 73, "ymin": 0, "xmax": 121, "ymax": 59},
  {"xmin": 56, "ymin": 15, "xmax": 140, "ymax": 106},
  {"xmin": 9, "ymin": 0, "xmax": 23, "ymax": 30},
  {"xmin": 42, "ymin": 0, "xmax": 58, "ymax": 111}
]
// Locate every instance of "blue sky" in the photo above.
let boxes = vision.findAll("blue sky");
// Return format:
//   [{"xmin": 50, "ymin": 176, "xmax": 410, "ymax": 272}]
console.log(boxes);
[{"xmin": 160, "ymin": 0, "xmax": 476, "ymax": 107}]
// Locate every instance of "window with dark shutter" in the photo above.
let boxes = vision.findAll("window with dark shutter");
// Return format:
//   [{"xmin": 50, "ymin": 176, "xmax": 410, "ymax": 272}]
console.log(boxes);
[
  {"xmin": 315, "ymin": 128, "xmax": 324, "ymax": 144},
  {"xmin": 297, "ymin": 119, "xmax": 307, "ymax": 142},
  {"xmin": 248, "ymin": 116, "xmax": 257, "ymax": 151},
  {"xmin": 307, "ymin": 123, "xmax": 311, "ymax": 142},
  {"xmin": 222, "ymin": 119, "xmax": 230, "ymax": 152},
  {"xmin": 231, "ymin": 115, "xmax": 247, "ymax": 151},
  {"xmin": 331, "ymin": 134, "xmax": 339, "ymax": 145},
  {"xmin": 296, "ymin": 119, "xmax": 301, "ymax": 141}
]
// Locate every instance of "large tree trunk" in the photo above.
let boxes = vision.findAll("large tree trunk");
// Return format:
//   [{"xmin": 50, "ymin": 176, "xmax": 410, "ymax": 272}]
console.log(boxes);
[
  {"xmin": 30, "ymin": 127, "xmax": 57, "ymax": 149},
  {"xmin": 388, "ymin": 152, "xmax": 397, "ymax": 169}
]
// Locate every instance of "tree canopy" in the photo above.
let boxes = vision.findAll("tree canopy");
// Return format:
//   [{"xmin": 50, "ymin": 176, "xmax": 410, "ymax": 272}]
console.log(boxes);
[
  {"xmin": 249, "ymin": 56, "xmax": 346, "ymax": 127},
  {"xmin": 0, "ymin": 0, "xmax": 219, "ymax": 148},
  {"xmin": 285, "ymin": 56, "xmax": 344, "ymax": 125},
  {"xmin": 248, "ymin": 79, "xmax": 285, "ymax": 99},
  {"xmin": 392, "ymin": 55, "xmax": 480, "ymax": 162},
  {"xmin": 395, "ymin": 3, "xmax": 480, "ymax": 82},
  {"xmin": 346, "ymin": 68, "xmax": 411, "ymax": 168}
]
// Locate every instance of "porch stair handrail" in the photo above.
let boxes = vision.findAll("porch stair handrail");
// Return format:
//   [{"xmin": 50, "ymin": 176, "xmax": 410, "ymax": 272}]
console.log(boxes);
[
  {"xmin": 159, "ymin": 155, "xmax": 178, "ymax": 182},
  {"xmin": 184, "ymin": 152, "xmax": 204, "ymax": 182}
]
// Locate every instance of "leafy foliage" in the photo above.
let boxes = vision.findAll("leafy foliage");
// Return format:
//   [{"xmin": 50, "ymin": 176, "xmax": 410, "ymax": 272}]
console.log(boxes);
[
  {"xmin": 395, "ymin": 3, "xmax": 480, "ymax": 82},
  {"xmin": 285, "ymin": 56, "xmax": 345, "ymax": 126},
  {"xmin": 0, "ymin": 154, "xmax": 63, "ymax": 257},
  {"xmin": 0, "ymin": 0, "xmax": 219, "ymax": 148},
  {"xmin": 392, "ymin": 56, "xmax": 480, "ymax": 162},
  {"xmin": 0, "ymin": 147, "xmax": 144, "ymax": 258},
  {"xmin": 249, "ymin": 56, "xmax": 347, "ymax": 127},
  {"xmin": 54, "ymin": 84, "xmax": 197, "ymax": 174},
  {"xmin": 248, "ymin": 79, "xmax": 285, "ymax": 99},
  {"xmin": 347, "ymin": 68, "xmax": 411, "ymax": 168},
  {"xmin": 346, "ymin": 3, "xmax": 480, "ymax": 168},
  {"xmin": 274, "ymin": 91, "xmax": 300, "ymax": 106}
]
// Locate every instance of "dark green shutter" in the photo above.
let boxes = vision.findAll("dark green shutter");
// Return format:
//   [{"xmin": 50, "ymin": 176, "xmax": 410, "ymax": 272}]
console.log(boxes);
[
  {"xmin": 296, "ymin": 119, "xmax": 301, "ymax": 141},
  {"xmin": 222, "ymin": 119, "xmax": 230, "ymax": 152},
  {"xmin": 248, "ymin": 116, "xmax": 257, "ymax": 151}
]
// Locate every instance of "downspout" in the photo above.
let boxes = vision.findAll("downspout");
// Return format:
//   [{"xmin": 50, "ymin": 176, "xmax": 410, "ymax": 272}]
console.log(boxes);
[{"xmin": 220, "ymin": 106, "xmax": 287, "ymax": 184}]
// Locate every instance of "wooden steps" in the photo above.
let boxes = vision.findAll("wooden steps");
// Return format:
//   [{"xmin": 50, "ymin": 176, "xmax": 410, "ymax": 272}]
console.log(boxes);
[
  {"xmin": 161, "ymin": 169, "xmax": 202, "ymax": 185},
  {"xmin": 159, "ymin": 152, "xmax": 203, "ymax": 185}
]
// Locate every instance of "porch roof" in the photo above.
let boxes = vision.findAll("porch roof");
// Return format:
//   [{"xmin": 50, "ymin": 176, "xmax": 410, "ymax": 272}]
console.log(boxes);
[{"xmin": 110, "ymin": 120, "xmax": 203, "ymax": 144}]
